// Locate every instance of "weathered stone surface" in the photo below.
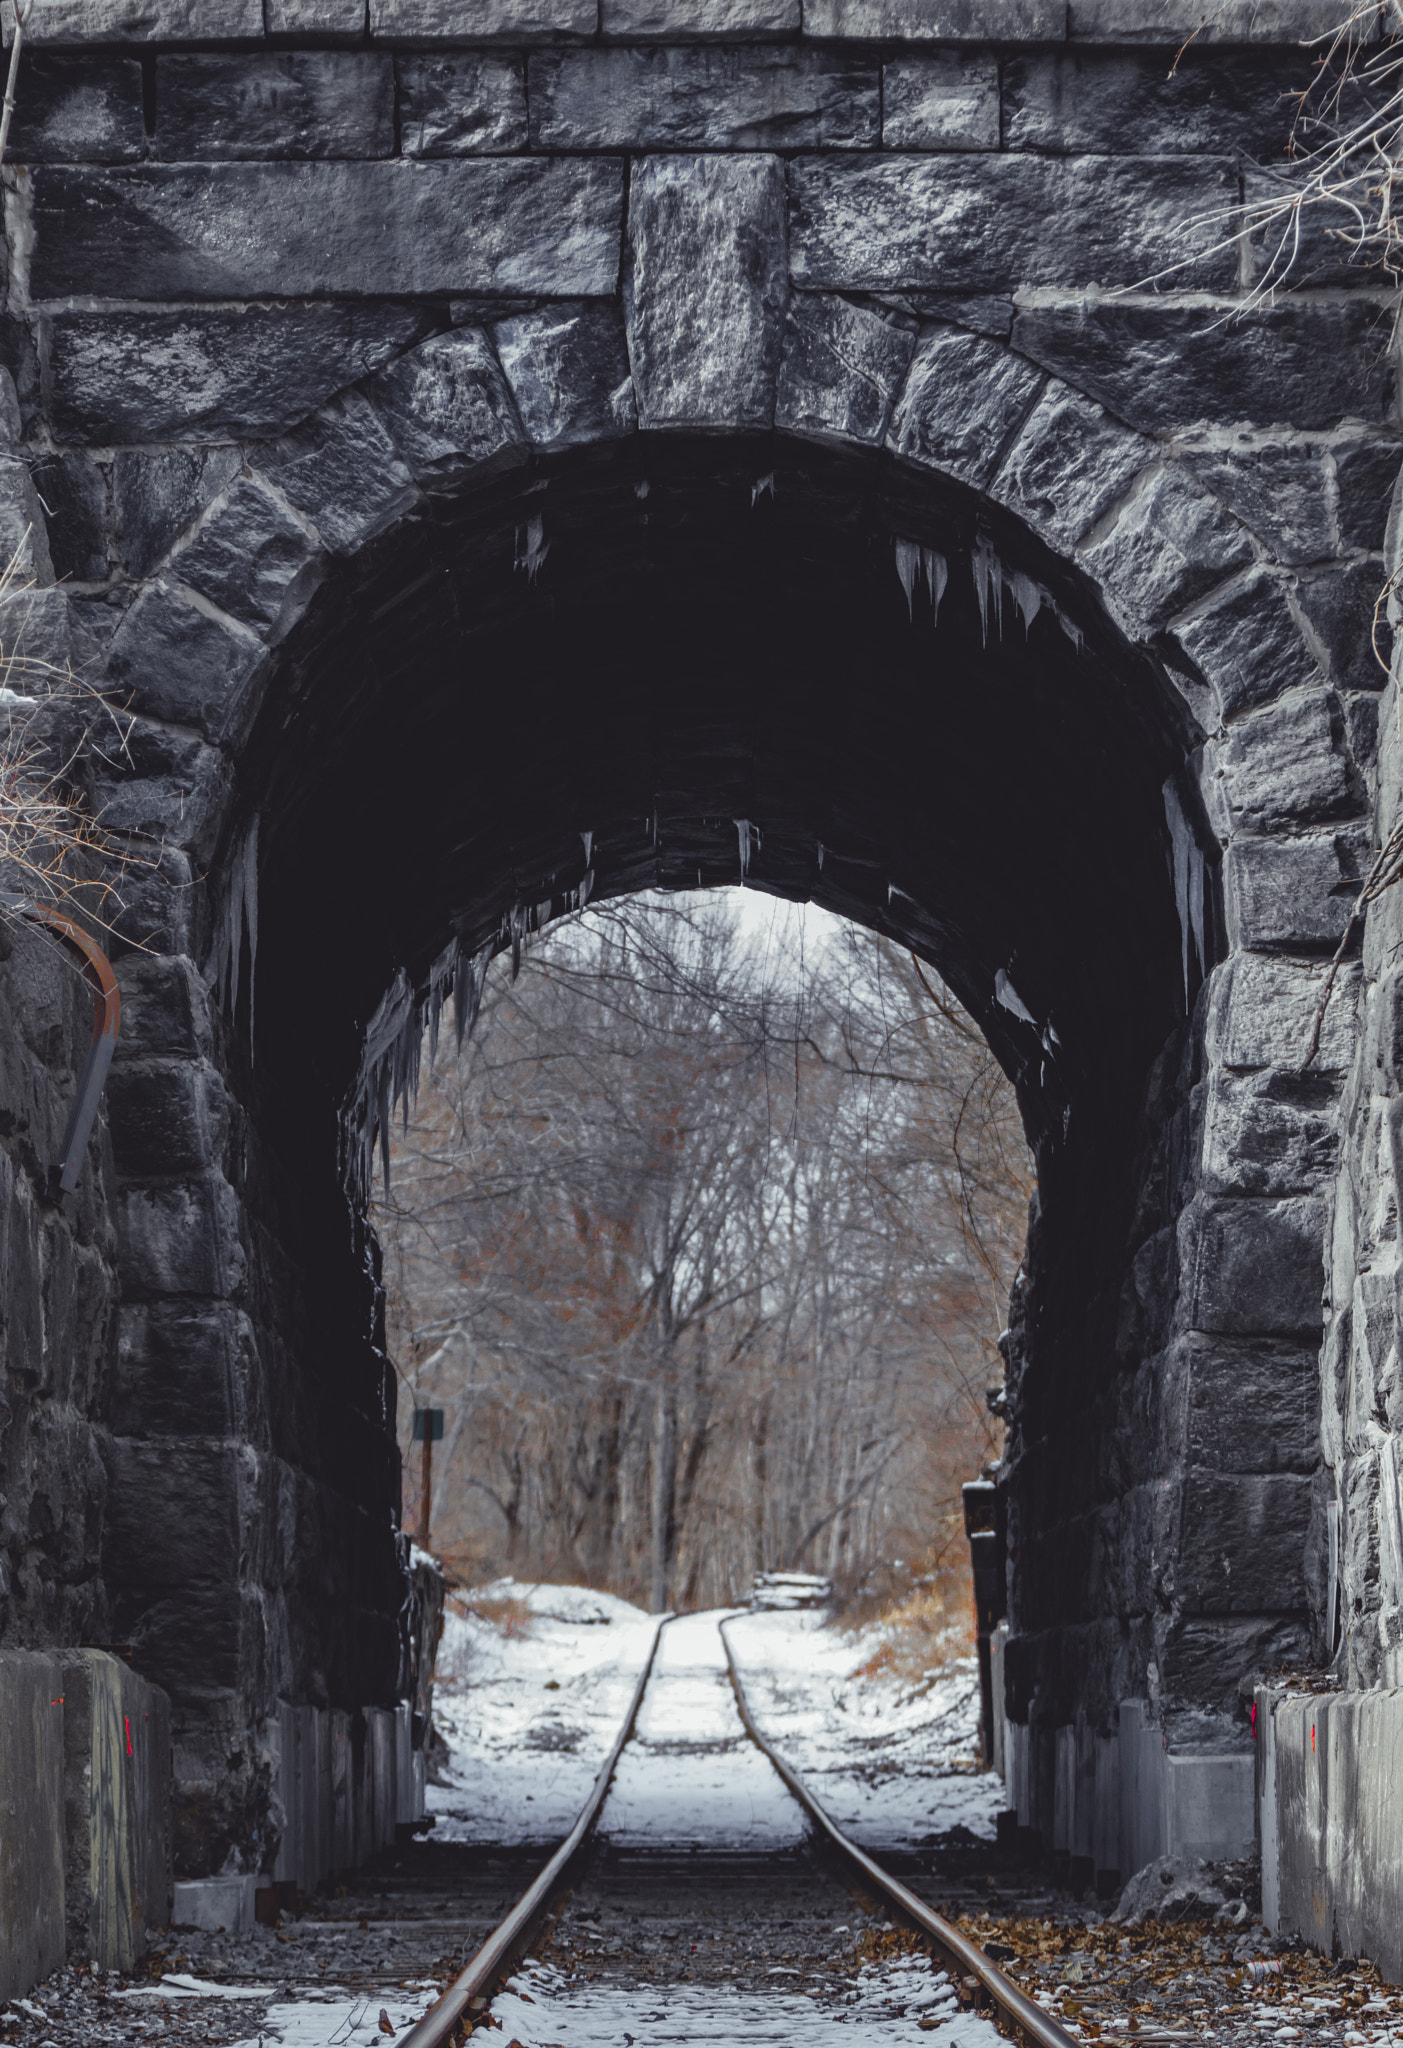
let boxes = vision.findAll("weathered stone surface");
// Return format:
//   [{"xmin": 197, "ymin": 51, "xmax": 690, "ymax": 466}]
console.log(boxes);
[
  {"xmin": 1213, "ymin": 690, "xmax": 1354, "ymax": 833},
  {"xmin": 603, "ymin": 0, "xmax": 799, "ymax": 30},
  {"xmin": 494, "ymin": 302, "xmax": 635, "ymax": 452},
  {"xmin": 627, "ymin": 154, "xmax": 787, "ymax": 432},
  {"xmin": 1176, "ymin": 1474, "xmax": 1312, "ymax": 1614},
  {"xmin": 886, "ymin": 326, "xmax": 1043, "ymax": 490},
  {"xmin": 0, "ymin": 457, "xmax": 55, "ymax": 585},
  {"xmin": 1079, "ymin": 465, "xmax": 1254, "ymax": 629},
  {"xmin": 49, "ymin": 306, "xmax": 435, "ymax": 445},
  {"xmin": 5, "ymin": 56, "xmax": 143, "ymax": 163},
  {"xmin": 882, "ymin": 55, "xmax": 998, "ymax": 150},
  {"xmin": 1201, "ymin": 1068, "xmax": 1343, "ymax": 1199},
  {"xmin": 1180, "ymin": 1334, "xmax": 1321, "ymax": 1473},
  {"xmin": 370, "ymin": 327, "xmax": 525, "ymax": 488},
  {"xmin": 989, "ymin": 378, "xmax": 1149, "ymax": 552},
  {"xmin": 105, "ymin": 1063, "xmax": 223, "ymax": 1180},
  {"xmin": 29, "ymin": 452, "xmax": 108, "ymax": 584},
  {"xmin": 11, "ymin": 0, "xmax": 262, "ymax": 41},
  {"xmin": 1175, "ymin": 571, "xmax": 1322, "ymax": 722},
  {"xmin": 1182, "ymin": 1195, "xmax": 1325, "ymax": 1338},
  {"xmin": 775, "ymin": 292, "xmax": 914, "ymax": 447},
  {"xmin": 398, "ymin": 52, "xmax": 526, "ymax": 155},
  {"xmin": 100, "ymin": 1441, "xmax": 243, "ymax": 1695},
  {"xmin": 31, "ymin": 161, "xmax": 625, "ymax": 301},
  {"xmin": 790, "ymin": 156, "xmax": 1238, "ymax": 295},
  {"xmin": 110, "ymin": 1302, "xmax": 253, "ymax": 1442},
  {"xmin": 1005, "ymin": 51, "xmax": 1299, "ymax": 157},
  {"xmin": 267, "ymin": 0, "xmax": 367, "ymax": 30},
  {"xmin": 170, "ymin": 476, "xmax": 323, "ymax": 641},
  {"xmin": 116, "ymin": 1174, "xmax": 244, "ymax": 1300},
  {"xmin": 103, "ymin": 583, "xmax": 271, "ymax": 748},
  {"xmin": 1012, "ymin": 298, "xmax": 1393, "ymax": 435},
  {"xmin": 260, "ymin": 390, "xmax": 420, "ymax": 555},
  {"xmin": 154, "ymin": 55, "xmax": 394, "ymax": 162},
  {"xmin": 1334, "ymin": 437, "xmax": 1401, "ymax": 553},
  {"xmin": 113, "ymin": 447, "xmax": 243, "ymax": 578},
  {"xmin": 114, "ymin": 953, "xmax": 212, "ymax": 1062},
  {"xmin": 1176, "ymin": 439, "xmax": 1333, "ymax": 569},
  {"xmin": 1294, "ymin": 560, "xmax": 1386, "ymax": 694},
  {"xmin": 1069, "ymin": 0, "xmax": 1346, "ymax": 36},
  {"xmin": 1204, "ymin": 953, "xmax": 1357, "ymax": 1073},
  {"xmin": 368, "ymin": 0, "xmax": 595, "ymax": 36},
  {"xmin": 1225, "ymin": 826, "xmax": 1367, "ymax": 954},
  {"xmin": 532, "ymin": 46, "xmax": 876, "ymax": 151},
  {"xmin": 803, "ymin": 0, "xmax": 1063, "ymax": 36}
]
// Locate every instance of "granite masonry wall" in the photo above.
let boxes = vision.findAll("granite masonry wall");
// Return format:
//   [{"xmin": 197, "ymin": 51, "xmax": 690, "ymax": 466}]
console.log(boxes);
[{"xmin": 0, "ymin": 0, "xmax": 1395, "ymax": 1950}]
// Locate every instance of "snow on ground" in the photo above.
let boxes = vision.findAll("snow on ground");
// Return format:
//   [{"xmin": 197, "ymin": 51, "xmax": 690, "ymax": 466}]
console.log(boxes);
[
  {"xmin": 489, "ymin": 1953, "xmax": 1006, "ymax": 2047},
  {"xmin": 226, "ymin": 1988, "xmax": 437, "ymax": 2048},
  {"xmin": 596, "ymin": 1610, "xmax": 805, "ymax": 1850},
  {"xmin": 427, "ymin": 1580, "xmax": 660, "ymax": 1845},
  {"xmin": 723, "ymin": 1606, "xmax": 1004, "ymax": 1847}
]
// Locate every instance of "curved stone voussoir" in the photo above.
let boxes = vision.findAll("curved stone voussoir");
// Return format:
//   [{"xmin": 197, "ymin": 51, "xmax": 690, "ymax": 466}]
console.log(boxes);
[
  {"xmin": 165, "ymin": 474, "xmax": 326, "ymax": 647},
  {"xmin": 1210, "ymin": 686, "xmax": 1355, "ymax": 834},
  {"xmin": 493, "ymin": 300, "xmax": 637, "ymax": 454},
  {"xmin": 104, "ymin": 582, "xmax": 273, "ymax": 751},
  {"xmin": 884, "ymin": 324, "xmax": 1043, "ymax": 491},
  {"xmin": 1172, "ymin": 568, "xmax": 1324, "ymax": 724},
  {"xmin": 775, "ymin": 291, "xmax": 915, "ymax": 448},
  {"xmin": 259, "ymin": 389, "xmax": 422, "ymax": 557},
  {"xmin": 91, "ymin": 714, "xmax": 233, "ymax": 867},
  {"xmin": 986, "ymin": 377, "xmax": 1151, "ymax": 554},
  {"xmin": 626, "ymin": 153, "xmax": 788, "ymax": 432},
  {"xmin": 367, "ymin": 327, "xmax": 528, "ymax": 492},
  {"xmin": 1077, "ymin": 462, "xmax": 1255, "ymax": 633}
]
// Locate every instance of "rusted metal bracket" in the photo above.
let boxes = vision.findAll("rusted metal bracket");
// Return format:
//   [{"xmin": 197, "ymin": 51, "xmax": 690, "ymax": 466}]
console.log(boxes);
[{"xmin": 4, "ymin": 899, "xmax": 120, "ymax": 1191}]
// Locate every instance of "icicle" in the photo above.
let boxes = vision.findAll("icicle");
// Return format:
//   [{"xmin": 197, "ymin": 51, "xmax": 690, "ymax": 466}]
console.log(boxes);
[
  {"xmin": 735, "ymin": 819, "xmax": 759, "ymax": 880},
  {"xmin": 888, "ymin": 882, "xmax": 917, "ymax": 908},
  {"xmin": 751, "ymin": 472, "xmax": 775, "ymax": 506},
  {"xmin": 515, "ymin": 514, "xmax": 549, "ymax": 583},
  {"xmin": 894, "ymin": 540, "xmax": 948, "ymax": 623},
  {"xmin": 995, "ymin": 967, "xmax": 1036, "ymax": 1026},
  {"xmin": 509, "ymin": 901, "xmax": 527, "ymax": 980},
  {"xmin": 1057, "ymin": 610, "xmax": 1084, "ymax": 652},
  {"xmin": 635, "ymin": 480, "xmax": 649, "ymax": 500},
  {"xmin": 1010, "ymin": 571, "xmax": 1044, "ymax": 637},
  {"xmin": 895, "ymin": 538, "xmax": 920, "ymax": 619},
  {"xmin": 816, "ymin": 843, "xmax": 825, "ymax": 871},
  {"xmin": 536, "ymin": 896, "xmax": 552, "ymax": 929},
  {"xmin": 581, "ymin": 830, "xmax": 593, "ymax": 865},
  {"xmin": 1162, "ymin": 779, "xmax": 1205, "ymax": 1007},
  {"xmin": 579, "ymin": 868, "xmax": 594, "ymax": 909},
  {"xmin": 972, "ymin": 537, "xmax": 1003, "ymax": 647},
  {"xmin": 925, "ymin": 549, "xmax": 948, "ymax": 623}
]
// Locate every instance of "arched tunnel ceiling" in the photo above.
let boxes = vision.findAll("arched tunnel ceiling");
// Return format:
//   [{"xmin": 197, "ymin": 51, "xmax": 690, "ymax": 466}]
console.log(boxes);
[{"xmin": 237, "ymin": 437, "xmax": 1211, "ymax": 1253}]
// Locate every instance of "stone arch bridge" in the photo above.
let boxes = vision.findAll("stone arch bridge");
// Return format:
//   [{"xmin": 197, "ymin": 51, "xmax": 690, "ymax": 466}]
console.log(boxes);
[{"xmin": 1, "ymin": 0, "xmax": 1400, "ymax": 1987}]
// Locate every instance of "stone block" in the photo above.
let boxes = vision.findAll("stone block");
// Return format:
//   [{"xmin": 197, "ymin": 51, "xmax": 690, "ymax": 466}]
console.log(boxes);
[
  {"xmin": 803, "ymin": 0, "xmax": 1064, "ymax": 35},
  {"xmin": 29, "ymin": 451, "xmax": 109, "ymax": 584},
  {"xmin": 267, "ymin": 0, "xmax": 368, "ymax": 32},
  {"xmin": 988, "ymin": 379, "xmax": 1149, "ymax": 553},
  {"xmin": 775, "ymin": 292, "xmax": 914, "ymax": 447},
  {"xmin": 1079, "ymin": 465, "xmax": 1254, "ymax": 629},
  {"xmin": 882, "ymin": 55, "xmax": 999, "ymax": 150},
  {"xmin": 1070, "ymin": 0, "xmax": 1354, "ymax": 38},
  {"xmin": 1176, "ymin": 439, "xmax": 1333, "ymax": 570},
  {"xmin": 103, "ymin": 582, "xmax": 271, "ymax": 748},
  {"xmin": 370, "ymin": 327, "xmax": 526, "ymax": 490},
  {"xmin": 1177, "ymin": 1471, "xmax": 1312, "ymax": 1613},
  {"xmin": 886, "ymin": 326, "xmax": 1043, "ymax": 490},
  {"xmin": 170, "ymin": 476, "xmax": 323, "ymax": 641},
  {"xmin": 260, "ymin": 391, "xmax": 419, "ymax": 556},
  {"xmin": 789, "ymin": 155, "xmax": 1239, "ymax": 294},
  {"xmin": 0, "ymin": 1652, "xmax": 65, "ymax": 2002},
  {"xmin": 110, "ymin": 1300, "xmax": 252, "ymax": 1439},
  {"xmin": 105, "ymin": 1061, "xmax": 221, "ymax": 1179},
  {"xmin": 1175, "ymin": 571, "xmax": 1322, "ymax": 721},
  {"xmin": 531, "ymin": 47, "xmax": 877, "ymax": 151},
  {"xmin": 171, "ymin": 1875, "xmax": 256, "ymax": 1933},
  {"xmin": 398, "ymin": 52, "xmax": 526, "ymax": 155},
  {"xmin": 154, "ymin": 54, "xmax": 395, "ymax": 161},
  {"xmin": 116, "ymin": 1173, "xmax": 245, "ymax": 1299},
  {"xmin": 1224, "ymin": 827, "xmax": 1367, "ymax": 954},
  {"xmin": 104, "ymin": 846, "xmax": 196, "ymax": 959},
  {"xmin": 627, "ymin": 154, "xmax": 787, "ymax": 433},
  {"xmin": 50, "ymin": 306, "xmax": 434, "ymax": 446},
  {"xmin": 58, "ymin": 1651, "xmax": 171, "ymax": 1969},
  {"xmin": 1213, "ymin": 689, "xmax": 1353, "ymax": 833},
  {"xmin": 4, "ymin": 55, "xmax": 144, "ymax": 162},
  {"xmin": 113, "ymin": 449, "xmax": 242, "ymax": 577},
  {"xmin": 493, "ymin": 302, "xmax": 636, "ymax": 453},
  {"xmin": 368, "ymin": 0, "xmax": 595, "ymax": 36},
  {"xmin": 604, "ymin": 0, "xmax": 799, "ymax": 29},
  {"xmin": 1294, "ymin": 559, "xmax": 1387, "ymax": 694},
  {"xmin": 1180, "ymin": 1194, "xmax": 1324, "ymax": 1338},
  {"xmin": 1204, "ymin": 952, "xmax": 1356, "ymax": 1074},
  {"xmin": 31, "ymin": 160, "xmax": 625, "ymax": 301},
  {"xmin": 1004, "ymin": 51, "xmax": 1300, "ymax": 158},
  {"xmin": 1334, "ymin": 436, "xmax": 1401, "ymax": 553},
  {"xmin": 7, "ymin": 0, "xmax": 263, "ymax": 41},
  {"xmin": 114, "ymin": 954, "xmax": 211, "ymax": 1062},
  {"xmin": 1202, "ymin": 1064, "xmax": 1341, "ymax": 1201},
  {"xmin": 1011, "ymin": 297, "xmax": 1393, "ymax": 437},
  {"xmin": 0, "ymin": 455, "xmax": 54, "ymax": 586},
  {"xmin": 1178, "ymin": 1333, "xmax": 1321, "ymax": 1473}
]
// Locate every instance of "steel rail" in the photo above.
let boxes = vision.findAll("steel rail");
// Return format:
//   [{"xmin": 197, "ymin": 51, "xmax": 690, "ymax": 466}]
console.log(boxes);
[
  {"xmin": 397, "ymin": 1611, "xmax": 673, "ymax": 2048},
  {"xmin": 719, "ymin": 1618, "xmax": 1079, "ymax": 2048},
  {"xmin": 4, "ymin": 899, "xmax": 121, "ymax": 1190}
]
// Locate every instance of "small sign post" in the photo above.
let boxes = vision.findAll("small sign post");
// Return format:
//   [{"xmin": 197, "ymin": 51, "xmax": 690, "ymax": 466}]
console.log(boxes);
[{"xmin": 411, "ymin": 1407, "xmax": 445, "ymax": 1549}]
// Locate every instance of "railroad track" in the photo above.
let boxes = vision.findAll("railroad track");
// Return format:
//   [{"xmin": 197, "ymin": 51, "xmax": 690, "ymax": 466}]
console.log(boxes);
[{"xmin": 399, "ymin": 1612, "xmax": 1075, "ymax": 2048}]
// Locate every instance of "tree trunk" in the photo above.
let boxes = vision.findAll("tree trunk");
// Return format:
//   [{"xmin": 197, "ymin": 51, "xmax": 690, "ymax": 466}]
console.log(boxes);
[{"xmin": 650, "ymin": 1378, "xmax": 678, "ymax": 1613}]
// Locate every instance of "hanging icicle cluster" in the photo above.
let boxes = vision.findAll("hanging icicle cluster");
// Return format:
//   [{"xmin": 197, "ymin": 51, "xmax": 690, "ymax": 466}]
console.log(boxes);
[{"xmin": 210, "ymin": 816, "xmax": 259, "ymax": 1037}]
